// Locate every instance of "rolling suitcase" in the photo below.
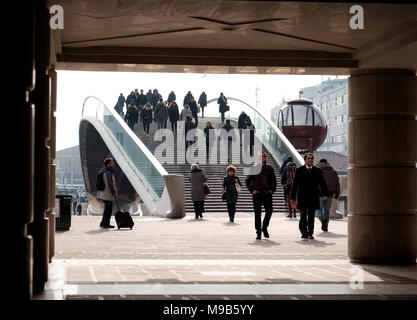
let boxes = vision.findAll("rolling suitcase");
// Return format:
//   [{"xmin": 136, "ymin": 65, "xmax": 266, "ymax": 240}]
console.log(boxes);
[{"xmin": 115, "ymin": 198, "xmax": 134, "ymax": 230}]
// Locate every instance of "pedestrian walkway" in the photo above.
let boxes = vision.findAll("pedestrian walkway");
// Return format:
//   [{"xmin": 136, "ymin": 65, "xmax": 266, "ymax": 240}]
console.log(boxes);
[{"xmin": 36, "ymin": 214, "xmax": 417, "ymax": 300}]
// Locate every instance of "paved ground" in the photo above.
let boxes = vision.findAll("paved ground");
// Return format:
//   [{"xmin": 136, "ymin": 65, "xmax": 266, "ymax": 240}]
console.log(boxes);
[{"xmin": 37, "ymin": 212, "xmax": 417, "ymax": 300}]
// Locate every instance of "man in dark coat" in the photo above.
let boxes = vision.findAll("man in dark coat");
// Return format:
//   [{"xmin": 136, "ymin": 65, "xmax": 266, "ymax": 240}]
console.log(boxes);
[
  {"xmin": 188, "ymin": 96, "xmax": 199, "ymax": 127},
  {"xmin": 290, "ymin": 153, "xmax": 328, "ymax": 240},
  {"xmin": 114, "ymin": 93, "xmax": 125, "ymax": 115},
  {"xmin": 217, "ymin": 92, "xmax": 228, "ymax": 123},
  {"xmin": 168, "ymin": 91, "xmax": 176, "ymax": 105},
  {"xmin": 146, "ymin": 89, "xmax": 153, "ymax": 103},
  {"xmin": 245, "ymin": 152, "xmax": 277, "ymax": 240},
  {"xmin": 126, "ymin": 91, "xmax": 136, "ymax": 108},
  {"xmin": 183, "ymin": 91, "xmax": 193, "ymax": 107},
  {"xmin": 151, "ymin": 89, "xmax": 162, "ymax": 107},
  {"xmin": 198, "ymin": 92, "xmax": 207, "ymax": 118},
  {"xmin": 137, "ymin": 89, "xmax": 147, "ymax": 108},
  {"xmin": 184, "ymin": 115, "xmax": 196, "ymax": 150}
]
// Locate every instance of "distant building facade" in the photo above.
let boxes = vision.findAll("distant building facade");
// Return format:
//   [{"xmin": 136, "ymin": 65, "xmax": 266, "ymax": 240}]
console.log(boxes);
[
  {"xmin": 300, "ymin": 78, "xmax": 348, "ymax": 156},
  {"xmin": 55, "ymin": 145, "xmax": 85, "ymax": 196}
]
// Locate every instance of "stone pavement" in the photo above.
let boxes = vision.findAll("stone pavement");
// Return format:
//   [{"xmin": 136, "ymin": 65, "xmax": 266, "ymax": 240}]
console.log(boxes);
[{"xmin": 36, "ymin": 212, "xmax": 417, "ymax": 300}]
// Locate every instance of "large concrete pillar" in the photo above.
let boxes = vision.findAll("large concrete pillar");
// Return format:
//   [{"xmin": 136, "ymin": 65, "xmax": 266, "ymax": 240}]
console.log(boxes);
[
  {"xmin": 348, "ymin": 69, "xmax": 416, "ymax": 264},
  {"xmin": 5, "ymin": 0, "xmax": 36, "ymax": 300},
  {"xmin": 28, "ymin": 0, "xmax": 51, "ymax": 294}
]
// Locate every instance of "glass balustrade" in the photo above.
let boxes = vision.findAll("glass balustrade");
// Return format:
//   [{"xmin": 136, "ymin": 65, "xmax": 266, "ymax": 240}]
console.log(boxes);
[{"xmin": 82, "ymin": 96, "xmax": 166, "ymax": 200}]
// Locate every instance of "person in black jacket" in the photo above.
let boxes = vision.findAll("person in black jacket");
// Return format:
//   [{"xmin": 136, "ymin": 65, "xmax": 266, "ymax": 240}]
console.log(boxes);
[
  {"xmin": 188, "ymin": 96, "xmax": 199, "ymax": 127},
  {"xmin": 125, "ymin": 104, "xmax": 138, "ymax": 131},
  {"xmin": 184, "ymin": 115, "xmax": 196, "ymax": 150},
  {"xmin": 198, "ymin": 92, "xmax": 207, "ymax": 118},
  {"xmin": 245, "ymin": 152, "xmax": 277, "ymax": 240},
  {"xmin": 290, "ymin": 153, "xmax": 328, "ymax": 240},
  {"xmin": 217, "ymin": 92, "xmax": 228, "ymax": 123},
  {"xmin": 204, "ymin": 121, "xmax": 215, "ymax": 158},
  {"xmin": 141, "ymin": 102, "xmax": 153, "ymax": 136},
  {"xmin": 114, "ymin": 93, "xmax": 125, "ymax": 115},
  {"xmin": 222, "ymin": 165, "xmax": 242, "ymax": 223}
]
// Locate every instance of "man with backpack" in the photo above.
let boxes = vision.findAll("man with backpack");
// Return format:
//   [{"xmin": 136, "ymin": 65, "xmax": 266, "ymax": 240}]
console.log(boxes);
[{"xmin": 96, "ymin": 158, "xmax": 117, "ymax": 229}]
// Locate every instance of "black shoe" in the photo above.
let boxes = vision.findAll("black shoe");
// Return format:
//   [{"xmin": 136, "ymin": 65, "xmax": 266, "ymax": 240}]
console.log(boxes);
[
  {"xmin": 301, "ymin": 234, "xmax": 308, "ymax": 240},
  {"xmin": 262, "ymin": 229, "xmax": 270, "ymax": 238},
  {"xmin": 308, "ymin": 235, "xmax": 314, "ymax": 240},
  {"xmin": 108, "ymin": 225, "xmax": 115, "ymax": 228},
  {"xmin": 256, "ymin": 233, "xmax": 262, "ymax": 240}
]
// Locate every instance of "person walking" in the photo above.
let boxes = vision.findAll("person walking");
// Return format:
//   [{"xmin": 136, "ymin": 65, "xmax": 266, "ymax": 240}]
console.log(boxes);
[
  {"xmin": 72, "ymin": 198, "xmax": 78, "ymax": 215},
  {"xmin": 242, "ymin": 118, "xmax": 255, "ymax": 156},
  {"xmin": 126, "ymin": 91, "xmax": 136, "ymax": 108},
  {"xmin": 141, "ymin": 102, "xmax": 153, "ymax": 136},
  {"xmin": 97, "ymin": 158, "xmax": 117, "ymax": 228},
  {"xmin": 290, "ymin": 153, "xmax": 328, "ymax": 240},
  {"xmin": 281, "ymin": 162, "xmax": 297, "ymax": 218},
  {"xmin": 204, "ymin": 121, "xmax": 215, "ymax": 158},
  {"xmin": 245, "ymin": 152, "xmax": 277, "ymax": 240},
  {"xmin": 189, "ymin": 163, "xmax": 207, "ymax": 219},
  {"xmin": 179, "ymin": 104, "xmax": 193, "ymax": 132},
  {"xmin": 167, "ymin": 91, "xmax": 176, "ymax": 105},
  {"xmin": 183, "ymin": 91, "xmax": 193, "ymax": 107},
  {"xmin": 316, "ymin": 159, "xmax": 340, "ymax": 232},
  {"xmin": 146, "ymin": 89, "xmax": 153, "ymax": 103},
  {"xmin": 151, "ymin": 89, "xmax": 162, "ymax": 107},
  {"xmin": 154, "ymin": 98, "xmax": 168, "ymax": 129},
  {"xmin": 222, "ymin": 165, "xmax": 242, "ymax": 223},
  {"xmin": 124, "ymin": 104, "xmax": 138, "ymax": 131},
  {"xmin": 114, "ymin": 93, "xmax": 125, "ymax": 115},
  {"xmin": 221, "ymin": 119, "xmax": 235, "ymax": 163},
  {"xmin": 188, "ymin": 96, "xmax": 199, "ymax": 127},
  {"xmin": 184, "ymin": 115, "xmax": 196, "ymax": 150},
  {"xmin": 217, "ymin": 92, "xmax": 228, "ymax": 123},
  {"xmin": 76, "ymin": 203, "xmax": 82, "ymax": 216},
  {"xmin": 137, "ymin": 89, "xmax": 147, "ymax": 109},
  {"xmin": 168, "ymin": 101, "xmax": 179, "ymax": 133},
  {"xmin": 198, "ymin": 91, "xmax": 207, "ymax": 118}
]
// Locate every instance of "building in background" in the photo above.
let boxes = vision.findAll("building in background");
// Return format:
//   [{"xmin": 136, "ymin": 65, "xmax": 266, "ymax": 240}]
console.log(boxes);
[
  {"xmin": 301, "ymin": 78, "xmax": 348, "ymax": 156},
  {"xmin": 55, "ymin": 145, "xmax": 86, "ymax": 198}
]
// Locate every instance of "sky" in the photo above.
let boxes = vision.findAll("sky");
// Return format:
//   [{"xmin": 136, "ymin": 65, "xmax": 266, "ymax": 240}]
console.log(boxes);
[{"xmin": 56, "ymin": 70, "xmax": 345, "ymax": 151}]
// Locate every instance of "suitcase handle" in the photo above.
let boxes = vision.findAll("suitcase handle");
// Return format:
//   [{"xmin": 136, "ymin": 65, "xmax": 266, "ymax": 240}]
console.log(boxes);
[{"xmin": 115, "ymin": 196, "xmax": 120, "ymax": 211}]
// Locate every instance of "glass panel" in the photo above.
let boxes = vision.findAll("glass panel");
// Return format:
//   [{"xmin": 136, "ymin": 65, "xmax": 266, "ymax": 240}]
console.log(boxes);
[
  {"xmin": 82, "ymin": 96, "xmax": 165, "ymax": 200},
  {"xmin": 292, "ymin": 104, "xmax": 312, "ymax": 125}
]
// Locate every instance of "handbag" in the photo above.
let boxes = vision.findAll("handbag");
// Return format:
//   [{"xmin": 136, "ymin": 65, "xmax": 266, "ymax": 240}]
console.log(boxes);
[
  {"xmin": 222, "ymin": 192, "xmax": 227, "ymax": 201},
  {"xmin": 225, "ymin": 105, "xmax": 230, "ymax": 111},
  {"xmin": 204, "ymin": 183, "xmax": 211, "ymax": 195}
]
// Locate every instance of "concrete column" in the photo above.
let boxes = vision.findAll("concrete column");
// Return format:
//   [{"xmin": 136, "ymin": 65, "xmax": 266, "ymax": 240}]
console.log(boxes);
[
  {"xmin": 28, "ymin": 0, "xmax": 51, "ymax": 294},
  {"xmin": 6, "ymin": 0, "xmax": 36, "ymax": 300},
  {"xmin": 47, "ymin": 68, "xmax": 57, "ymax": 263},
  {"xmin": 348, "ymin": 69, "xmax": 416, "ymax": 264}
]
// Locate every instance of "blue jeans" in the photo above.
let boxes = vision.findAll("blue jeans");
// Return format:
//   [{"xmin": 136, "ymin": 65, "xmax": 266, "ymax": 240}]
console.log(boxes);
[{"xmin": 317, "ymin": 197, "xmax": 333, "ymax": 227}]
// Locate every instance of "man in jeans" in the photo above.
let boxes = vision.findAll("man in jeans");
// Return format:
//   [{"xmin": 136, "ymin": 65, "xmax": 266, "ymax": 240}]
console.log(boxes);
[
  {"xmin": 97, "ymin": 158, "xmax": 117, "ymax": 229},
  {"xmin": 245, "ymin": 152, "xmax": 277, "ymax": 240},
  {"xmin": 316, "ymin": 159, "xmax": 340, "ymax": 231}
]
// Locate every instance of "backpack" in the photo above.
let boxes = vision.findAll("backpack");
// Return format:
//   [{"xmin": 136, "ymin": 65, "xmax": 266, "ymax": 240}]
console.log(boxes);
[{"xmin": 96, "ymin": 171, "xmax": 105, "ymax": 191}]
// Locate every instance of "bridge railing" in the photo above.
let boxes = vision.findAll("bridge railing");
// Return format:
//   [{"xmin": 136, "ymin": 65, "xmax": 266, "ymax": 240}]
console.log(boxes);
[{"xmin": 81, "ymin": 96, "xmax": 185, "ymax": 218}]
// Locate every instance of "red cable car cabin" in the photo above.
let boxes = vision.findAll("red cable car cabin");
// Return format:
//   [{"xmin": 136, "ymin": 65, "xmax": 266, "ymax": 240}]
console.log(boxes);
[{"xmin": 278, "ymin": 98, "xmax": 327, "ymax": 153}]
